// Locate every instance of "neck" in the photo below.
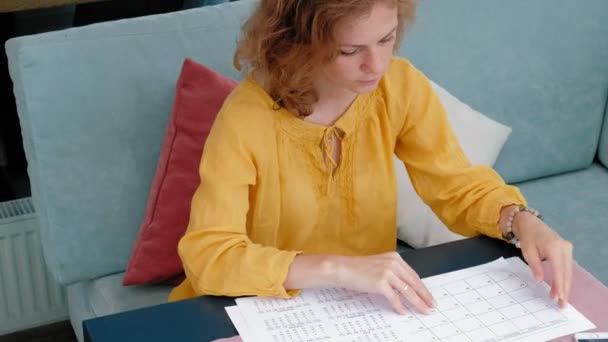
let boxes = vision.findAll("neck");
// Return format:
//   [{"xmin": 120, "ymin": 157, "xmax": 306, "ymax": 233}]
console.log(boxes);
[{"xmin": 309, "ymin": 81, "xmax": 358, "ymax": 126}]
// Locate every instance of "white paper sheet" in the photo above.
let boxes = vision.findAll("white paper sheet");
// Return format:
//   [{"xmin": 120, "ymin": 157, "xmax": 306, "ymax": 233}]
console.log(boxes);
[
  {"xmin": 225, "ymin": 305, "xmax": 263, "ymax": 341},
  {"xmin": 227, "ymin": 257, "xmax": 595, "ymax": 342}
]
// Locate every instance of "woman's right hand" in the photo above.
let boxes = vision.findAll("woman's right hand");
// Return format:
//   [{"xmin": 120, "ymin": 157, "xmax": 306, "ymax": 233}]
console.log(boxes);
[{"xmin": 332, "ymin": 252, "xmax": 436, "ymax": 315}]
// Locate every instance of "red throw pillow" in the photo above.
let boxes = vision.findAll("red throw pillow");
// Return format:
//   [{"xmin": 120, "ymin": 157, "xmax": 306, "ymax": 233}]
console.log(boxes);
[{"xmin": 123, "ymin": 58, "xmax": 237, "ymax": 285}]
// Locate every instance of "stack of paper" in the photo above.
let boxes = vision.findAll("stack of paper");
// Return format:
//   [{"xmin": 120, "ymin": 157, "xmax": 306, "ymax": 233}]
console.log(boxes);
[{"xmin": 226, "ymin": 257, "xmax": 595, "ymax": 342}]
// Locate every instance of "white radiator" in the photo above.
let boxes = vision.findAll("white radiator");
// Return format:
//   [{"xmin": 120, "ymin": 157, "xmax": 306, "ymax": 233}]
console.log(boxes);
[{"xmin": 0, "ymin": 197, "xmax": 69, "ymax": 335}]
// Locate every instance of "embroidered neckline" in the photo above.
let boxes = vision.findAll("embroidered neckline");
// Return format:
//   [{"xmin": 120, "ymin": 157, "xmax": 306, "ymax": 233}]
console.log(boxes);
[{"xmin": 242, "ymin": 76, "xmax": 377, "ymax": 196}]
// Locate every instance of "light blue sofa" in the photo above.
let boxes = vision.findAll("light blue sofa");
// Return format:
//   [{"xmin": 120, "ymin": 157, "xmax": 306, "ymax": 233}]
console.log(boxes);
[{"xmin": 5, "ymin": 0, "xmax": 608, "ymax": 340}]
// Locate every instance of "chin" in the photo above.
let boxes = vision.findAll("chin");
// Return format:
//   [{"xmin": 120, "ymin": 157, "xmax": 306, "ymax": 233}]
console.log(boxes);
[
  {"xmin": 352, "ymin": 79, "xmax": 380, "ymax": 93},
  {"xmin": 353, "ymin": 84, "xmax": 378, "ymax": 94}
]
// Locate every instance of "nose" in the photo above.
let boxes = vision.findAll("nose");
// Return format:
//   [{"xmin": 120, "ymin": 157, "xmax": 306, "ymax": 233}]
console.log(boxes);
[{"xmin": 362, "ymin": 48, "xmax": 384, "ymax": 74}]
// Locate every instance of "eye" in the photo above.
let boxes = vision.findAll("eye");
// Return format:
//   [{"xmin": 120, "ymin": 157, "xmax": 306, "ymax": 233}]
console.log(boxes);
[
  {"xmin": 380, "ymin": 35, "xmax": 395, "ymax": 44},
  {"xmin": 340, "ymin": 49, "xmax": 359, "ymax": 56}
]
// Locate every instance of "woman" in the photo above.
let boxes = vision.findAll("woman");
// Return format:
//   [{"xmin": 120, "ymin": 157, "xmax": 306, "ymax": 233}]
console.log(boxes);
[{"xmin": 169, "ymin": 0, "xmax": 573, "ymax": 319}]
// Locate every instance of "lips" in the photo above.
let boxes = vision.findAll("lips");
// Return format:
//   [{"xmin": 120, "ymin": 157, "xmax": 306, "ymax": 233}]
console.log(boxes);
[{"xmin": 359, "ymin": 78, "xmax": 380, "ymax": 84}]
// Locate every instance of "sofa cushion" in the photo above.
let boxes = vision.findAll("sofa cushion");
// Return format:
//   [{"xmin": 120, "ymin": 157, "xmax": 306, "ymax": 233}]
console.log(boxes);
[
  {"xmin": 5, "ymin": 0, "xmax": 257, "ymax": 285},
  {"xmin": 396, "ymin": 81, "xmax": 512, "ymax": 248},
  {"xmin": 516, "ymin": 163, "xmax": 608, "ymax": 285},
  {"xmin": 398, "ymin": 0, "xmax": 608, "ymax": 183},
  {"xmin": 67, "ymin": 274, "xmax": 171, "ymax": 342},
  {"xmin": 598, "ymin": 106, "xmax": 608, "ymax": 168},
  {"xmin": 123, "ymin": 59, "xmax": 236, "ymax": 286}
]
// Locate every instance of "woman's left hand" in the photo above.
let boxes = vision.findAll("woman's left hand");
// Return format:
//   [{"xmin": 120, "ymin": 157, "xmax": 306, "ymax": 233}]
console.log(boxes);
[{"xmin": 514, "ymin": 213, "xmax": 573, "ymax": 308}]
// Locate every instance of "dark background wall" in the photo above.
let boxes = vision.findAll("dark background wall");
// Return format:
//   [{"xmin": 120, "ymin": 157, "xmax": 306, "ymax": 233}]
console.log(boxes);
[{"xmin": 0, "ymin": 0, "xmax": 186, "ymax": 201}]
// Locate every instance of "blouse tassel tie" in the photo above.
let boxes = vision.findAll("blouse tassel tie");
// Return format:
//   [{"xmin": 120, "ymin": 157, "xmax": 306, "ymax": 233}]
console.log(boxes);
[{"xmin": 321, "ymin": 126, "xmax": 343, "ymax": 196}]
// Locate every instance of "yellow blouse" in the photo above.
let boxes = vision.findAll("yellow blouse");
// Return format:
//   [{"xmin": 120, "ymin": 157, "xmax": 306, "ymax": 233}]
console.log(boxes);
[{"xmin": 168, "ymin": 57, "xmax": 526, "ymax": 302}]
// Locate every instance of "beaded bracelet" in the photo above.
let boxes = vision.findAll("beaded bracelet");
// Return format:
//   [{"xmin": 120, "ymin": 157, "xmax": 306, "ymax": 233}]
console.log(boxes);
[{"xmin": 502, "ymin": 205, "xmax": 544, "ymax": 248}]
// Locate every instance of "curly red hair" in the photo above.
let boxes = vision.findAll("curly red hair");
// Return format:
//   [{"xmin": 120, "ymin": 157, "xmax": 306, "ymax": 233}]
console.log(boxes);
[{"xmin": 234, "ymin": 0, "xmax": 417, "ymax": 116}]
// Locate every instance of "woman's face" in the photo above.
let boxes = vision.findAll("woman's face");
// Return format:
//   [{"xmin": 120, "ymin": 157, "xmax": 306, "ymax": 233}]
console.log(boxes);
[{"xmin": 320, "ymin": 2, "xmax": 399, "ymax": 96}]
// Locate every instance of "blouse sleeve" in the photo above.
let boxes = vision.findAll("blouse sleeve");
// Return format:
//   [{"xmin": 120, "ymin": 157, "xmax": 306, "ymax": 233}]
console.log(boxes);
[
  {"xmin": 392, "ymin": 62, "xmax": 527, "ymax": 239},
  {"xmin": 177, "ymin": 104, "xmax": 301, "ymax": 298}
]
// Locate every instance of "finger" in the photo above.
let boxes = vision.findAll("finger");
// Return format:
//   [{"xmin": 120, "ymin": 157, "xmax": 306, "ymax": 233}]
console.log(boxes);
[
  {"xmin": 521, "ymin": 243, "xmax": 544, "ymax": 284},
  {"xmin": 566, "ymin": 245, "xmax": 573, "ymax": 301},
  {"xmin": 558, "ymin": 260, "xmax": 567, "ymax": 308},
  {"xmin": 550, "ymin": 283, "xmax": 558, "ymax": 300},
  {"xmin": 389, "ymin": 276, "xmax": 430, "ymax": 315},
  {"xmin": 396, "ymin": 266, "xmax": 435, "ymax": 309},
  {"xmin": 556, "ymin": 248, "xmax": 568, "ymax": 307},
  {"xmin": 561, "ymin": 242, "xmax": 574, "ymax": 307},
  {"xmin": 546, "ymin": 249, "xmax": 565, "ymax": 303},
  {"xmin": 402, "ymin": 283, "xmax": 432, "ymax": 315},
  {"xmin": 396, "ymin": 258, "xmax": 436, "ymax": 308},
  {"xmin": 380, "ymin": 282, "xmax": 407, "ymax": 315}
]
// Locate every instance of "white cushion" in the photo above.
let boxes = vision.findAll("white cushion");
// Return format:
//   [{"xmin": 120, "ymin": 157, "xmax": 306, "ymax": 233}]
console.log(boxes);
[{"xmin": 395, "ymin": 81, "xmax": 512, "ymax": 248}]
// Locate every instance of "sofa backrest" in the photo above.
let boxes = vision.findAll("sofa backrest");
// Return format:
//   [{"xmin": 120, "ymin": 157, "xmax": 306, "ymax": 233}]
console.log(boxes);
[
  {"xmin": 6, "ymin": 1, "xmax": 258, "ymax": 285},
  {"xmin": 400, "ymin": 0, "xmax": 608, "ymax": 184},
  {"xmin": 5, "ymin": 0, "xmax": 608, "ymax": 284}
]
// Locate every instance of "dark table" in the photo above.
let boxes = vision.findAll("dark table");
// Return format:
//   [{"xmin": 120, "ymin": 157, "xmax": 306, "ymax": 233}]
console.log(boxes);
[{"xmin": 83, "ymin": 236, "xmax": 522, "ymax": 342}]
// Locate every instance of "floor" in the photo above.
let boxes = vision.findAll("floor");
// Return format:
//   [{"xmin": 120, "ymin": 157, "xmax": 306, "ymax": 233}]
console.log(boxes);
[{"xmin": 0, "ymin": 321, "xmax": 77, "ymax": 342}]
